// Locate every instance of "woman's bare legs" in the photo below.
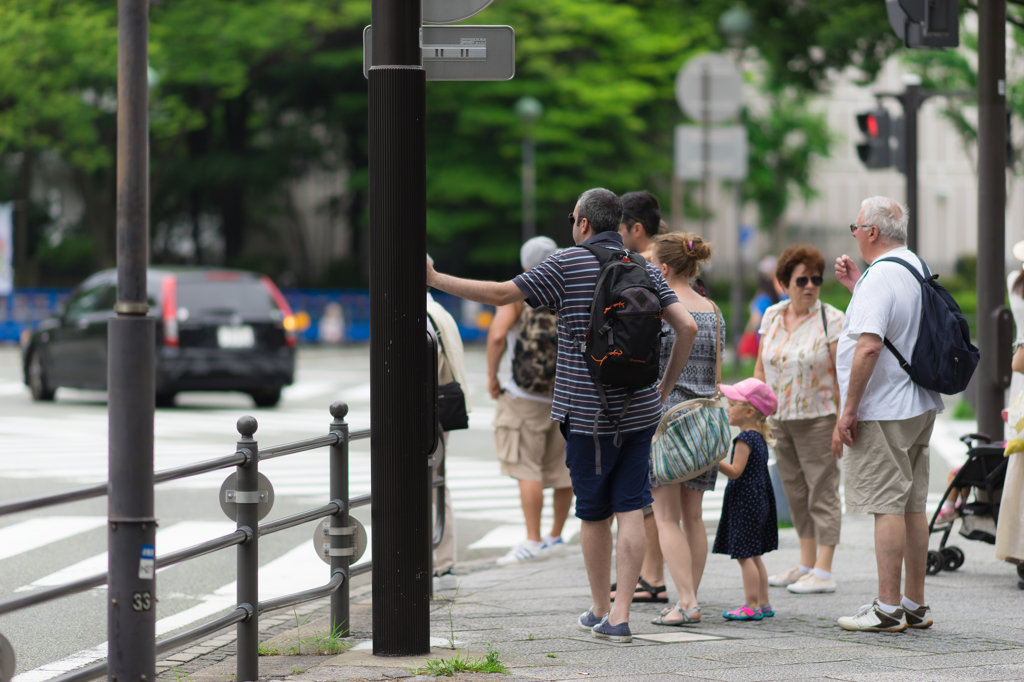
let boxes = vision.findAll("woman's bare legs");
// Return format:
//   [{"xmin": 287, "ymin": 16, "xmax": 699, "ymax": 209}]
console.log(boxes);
[
  {"xmin": 651, "ymin": 484, "xmax": 698, "ymax": 617},
  {"xmin": 679, "ymin": 486, "xmax": 708, "ymax": 595}
]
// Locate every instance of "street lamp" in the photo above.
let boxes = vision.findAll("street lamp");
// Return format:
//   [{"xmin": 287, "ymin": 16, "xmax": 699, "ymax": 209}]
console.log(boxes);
[
  {"xmin": 515, "ymin": 96, "xmax": 543, "ymax": 242},
  {"xmin": 718, "ymin": 4, "xmax": 753, "ymax": 47},
  {"xmin": 717, "ymin": 4, "xmax": 752, "ymax": 376}
]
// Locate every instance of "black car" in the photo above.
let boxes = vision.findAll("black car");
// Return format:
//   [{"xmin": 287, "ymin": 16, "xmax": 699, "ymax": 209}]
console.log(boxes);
[{"xmin": 22, "ymin": 267, "xmax": 296, "ymax": 407}]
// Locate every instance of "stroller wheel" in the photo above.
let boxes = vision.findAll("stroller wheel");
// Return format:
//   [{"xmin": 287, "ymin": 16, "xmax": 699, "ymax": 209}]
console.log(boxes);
[
  {"xmin": 927, "ymin": 549, "xmax": 943, "ymax": 575},
  {"xmin": 940, "ymin": 546, "xmax": 965, "ymax": 571}
]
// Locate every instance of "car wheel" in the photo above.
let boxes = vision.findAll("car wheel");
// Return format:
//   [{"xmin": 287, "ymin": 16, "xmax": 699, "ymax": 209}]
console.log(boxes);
[
  {"xmin": 28, "ymin": 350, "xmax": 56, "ymax": 402},
  {"xmin": 251, "ymin": 388, "xmax": 282, "ymax": 408},
  {"xmin": 155, "ymin": 392, "xmax": 177, "ymax": 408}
]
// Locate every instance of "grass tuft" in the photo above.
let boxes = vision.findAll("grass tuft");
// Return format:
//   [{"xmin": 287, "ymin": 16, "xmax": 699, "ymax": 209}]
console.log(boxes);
[
  {"xmin": 258, "ymin": 642, "xmax": 280, "ymax": 656},
  {"xmin": 415, "ymin": 645, "xmax": 508, "ymax": 677}
]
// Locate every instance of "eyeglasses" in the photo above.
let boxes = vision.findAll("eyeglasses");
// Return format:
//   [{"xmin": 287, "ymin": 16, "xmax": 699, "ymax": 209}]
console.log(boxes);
[
  {"xmin": 568, "ymin": 212, "xmax": 577, "ymax": 227},
  {"xmin": 849, "ymin": 223, "xmax": 872, "ymax": 233},
  {"xmin": 795, "ymin": 276, "xmax": 824, "ymax": 288}
]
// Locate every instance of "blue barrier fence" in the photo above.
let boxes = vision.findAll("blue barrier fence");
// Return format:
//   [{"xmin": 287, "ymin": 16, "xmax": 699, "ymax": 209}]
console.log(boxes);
[{"xmin": 0, "ymin": 288, "xmax": 491, "ymax": 344}]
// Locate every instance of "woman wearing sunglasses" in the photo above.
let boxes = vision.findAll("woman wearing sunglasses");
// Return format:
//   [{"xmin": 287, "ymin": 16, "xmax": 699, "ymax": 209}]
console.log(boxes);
[{"xmin": 753, "ymin": 244, "xmax": 845, "ymax": 595}]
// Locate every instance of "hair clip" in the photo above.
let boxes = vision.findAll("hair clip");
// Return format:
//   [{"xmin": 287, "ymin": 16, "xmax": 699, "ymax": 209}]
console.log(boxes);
[{"xmin": 688, "ymin": 240, "xmax": 693, "ymax": 252}]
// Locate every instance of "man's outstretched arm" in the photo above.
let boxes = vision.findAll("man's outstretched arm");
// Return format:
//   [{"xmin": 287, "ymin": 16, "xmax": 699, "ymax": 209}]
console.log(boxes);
[{"xmin": 427, "ymin": 257, "xmax": 526, "ymax": 307}]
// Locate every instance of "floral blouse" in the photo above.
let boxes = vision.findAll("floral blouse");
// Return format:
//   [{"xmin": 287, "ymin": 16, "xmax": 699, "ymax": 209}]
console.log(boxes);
[{"xmin": 758, "ymin": 300, "xmax": 845, "ymax": 421}]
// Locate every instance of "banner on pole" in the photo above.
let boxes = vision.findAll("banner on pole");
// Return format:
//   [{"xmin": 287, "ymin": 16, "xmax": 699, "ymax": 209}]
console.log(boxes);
[{"xmin": 0, "ymin": 203, "xmax": 12, "ymax": 296}]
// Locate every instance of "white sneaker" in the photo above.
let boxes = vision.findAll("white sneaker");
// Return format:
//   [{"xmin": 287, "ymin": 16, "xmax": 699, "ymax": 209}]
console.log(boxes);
[
  {"xmin": 768, "ymin": 565, "xmax": 806, "ymax": 587},
  {"xmin": 496, "ymin": 540, "xmax": 548, "ymax": 566},
  {"xmin": 837, "ymin": 600, "xmax": 907, "ymax": 632},
  {"xmin": 787, "ymin": 572, "xmax": 837, "ymax": 594},
  {"xmin": 433, "ymin": 569, "xmax": 458, "ymax": 591},
  {"xmin": 542, "ymin": 536, "xmax": 567, "ymax": 557}
]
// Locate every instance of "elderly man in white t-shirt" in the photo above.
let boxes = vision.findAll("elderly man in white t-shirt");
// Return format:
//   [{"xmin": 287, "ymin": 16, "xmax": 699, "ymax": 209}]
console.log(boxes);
[{"xmin": 832, "ymin": 196, "xmax": 943, "ymax": 633}]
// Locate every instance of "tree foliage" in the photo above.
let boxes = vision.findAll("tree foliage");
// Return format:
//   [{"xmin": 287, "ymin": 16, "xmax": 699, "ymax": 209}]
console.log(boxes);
[{"xmin": 0, "ymin": 0, "xmax": 898, "ymax": 285}]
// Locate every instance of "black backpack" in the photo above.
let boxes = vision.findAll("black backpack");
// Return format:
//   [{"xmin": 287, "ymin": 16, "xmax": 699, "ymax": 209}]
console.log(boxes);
[
  {"xmin": 876, "ymin": 256, "xmax": 979, "ymax": 395},
  {"xmin": 573, "ymin": 244, "xmax": 664, "ymax": 472}
]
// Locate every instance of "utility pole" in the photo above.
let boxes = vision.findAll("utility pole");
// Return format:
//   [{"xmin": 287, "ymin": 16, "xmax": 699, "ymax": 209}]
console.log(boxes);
[
  {"xmin": 108, "ymin": 1, "xmax": 156, "ymax": 680},
  {"xmin": 368, "ymin": 0, "xmax": 432, "ymax": 657},
  {"xmin": 976, "ymin": 0, "xmax": 1010, "ymax": 438},
  {"xmin": 901, "ymin": 78, "xmax": 921, "ymax": 253}
]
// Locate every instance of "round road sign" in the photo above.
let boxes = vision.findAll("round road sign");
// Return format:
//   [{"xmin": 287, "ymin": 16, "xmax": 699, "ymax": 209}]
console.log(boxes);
[
  {"xmin": 675, "ymin": 53, "xmax": 744, "ymax": 123},
  {"xmin": 218, "ymin": 472, "xmax": 275, "ymax": 522},
  {"xmin": 423, "ymin": 0, "xmax": 495, "ymax": 24},
  {"xmin": 314, "ymin": 517, "xmax": 367, "ymax": 565}
]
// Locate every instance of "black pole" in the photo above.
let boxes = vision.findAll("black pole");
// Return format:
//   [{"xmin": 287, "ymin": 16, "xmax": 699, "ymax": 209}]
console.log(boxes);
[
  {"xmin": 329, "ymin": 402, "xmax": 350, "ymax": 637},
  {"xmin": 976, "ymin": 0, "xmax": 1007, "ymax": 438},
  {"xmin": 108, "ymin": 1, "xmax": 156, "ymax": 681},
  {"xmin": 235, "ymin": 418, "xmax": 259, "ymax": 682},
  {"xmin": 368, "ymin": 0, "xmax": 431, "ymax": 657},
  {"xmin": 903, "ymin": 84, "xmax": 920, "ymax": 253}
]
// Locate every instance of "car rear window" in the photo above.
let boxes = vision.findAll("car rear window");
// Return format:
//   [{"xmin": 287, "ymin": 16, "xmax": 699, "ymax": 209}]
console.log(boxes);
[{"xmin": 176, "ymin": 281, "xmax": 280, "ymax": 318}]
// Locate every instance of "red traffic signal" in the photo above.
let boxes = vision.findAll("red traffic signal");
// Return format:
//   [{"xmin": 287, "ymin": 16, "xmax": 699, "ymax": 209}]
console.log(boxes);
[{"xmin": 856, "ymin": 108, "xmax": 893, "ymax": 169}]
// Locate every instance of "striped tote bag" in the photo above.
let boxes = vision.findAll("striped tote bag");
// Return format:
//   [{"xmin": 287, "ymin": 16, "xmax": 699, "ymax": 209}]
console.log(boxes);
[{"xmin": 650, "ymin": 397, "xmax": 731, "ymax": 484}]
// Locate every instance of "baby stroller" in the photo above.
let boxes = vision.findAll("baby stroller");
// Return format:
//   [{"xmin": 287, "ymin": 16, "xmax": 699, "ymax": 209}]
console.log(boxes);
[{"xmin": 926, "ymin": 432, "xmax": 1008, "ymax": 575}]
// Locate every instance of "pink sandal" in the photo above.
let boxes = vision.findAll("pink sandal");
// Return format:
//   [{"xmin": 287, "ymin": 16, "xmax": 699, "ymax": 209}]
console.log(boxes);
[{"xmin": 722, "ymin": 604, "xmax": 763, "ymax": 621}]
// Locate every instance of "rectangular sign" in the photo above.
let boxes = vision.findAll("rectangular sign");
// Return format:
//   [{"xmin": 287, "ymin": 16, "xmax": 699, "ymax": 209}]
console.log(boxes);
[
  {"xmin": 674, "ymin": 125, "xmax": 748, "ymax": 180},
  {"xmin": 363, "ymin": 25, "xmax": 514, "ymax": 81},
  {"xmin": 0, "ymin": 203, "xmax": 12, "ymax": 296}
]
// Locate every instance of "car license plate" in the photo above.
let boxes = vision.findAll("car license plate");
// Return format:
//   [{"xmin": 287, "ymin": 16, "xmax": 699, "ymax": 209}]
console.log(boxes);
[{"xmin": 217, "ymin": 325, "xmax": 255, "ymax": 349}]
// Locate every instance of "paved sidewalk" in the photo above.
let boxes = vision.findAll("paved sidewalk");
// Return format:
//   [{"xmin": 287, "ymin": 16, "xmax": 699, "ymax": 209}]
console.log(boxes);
[{"xmin": 161, "ymin": 514, "xmax": 1024, "ymax": 682}]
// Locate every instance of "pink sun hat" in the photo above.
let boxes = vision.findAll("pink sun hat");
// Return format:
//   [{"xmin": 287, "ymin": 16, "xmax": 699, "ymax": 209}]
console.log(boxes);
[{"xmin": 720, "ymin": 378, "xmax": 778, "ymax": 417}]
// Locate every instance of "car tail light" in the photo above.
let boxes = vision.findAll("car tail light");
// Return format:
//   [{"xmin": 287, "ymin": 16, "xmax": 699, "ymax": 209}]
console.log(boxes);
[
  {"xmin": 261, "ymin": 275, "xmax": 296, "ymax": 348},
  {"xmin": 161, "ymin": 275, "xmax": 179, "ymax": 347}
]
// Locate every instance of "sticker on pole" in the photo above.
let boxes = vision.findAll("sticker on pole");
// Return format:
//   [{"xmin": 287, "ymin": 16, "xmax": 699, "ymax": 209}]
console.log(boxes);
[
  {"xmin": 138, "ymin": 543, "xmax": 155, "ymax": 580},
  {"xmin": 0, "ymin": 633, "xmax": 14, "ymax": 682},
  {"xmin": 422, "ymin": 0, "xmax": 495, "ymax": 24},
  {"xmin": 314, "ymin": 517, "xmax": 367, "ymax": 565}
]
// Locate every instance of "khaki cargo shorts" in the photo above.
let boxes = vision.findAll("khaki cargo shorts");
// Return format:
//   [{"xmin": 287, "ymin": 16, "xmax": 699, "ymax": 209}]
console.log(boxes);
[
  {"xmin": 493, "ymin": 392, "xmax": 571, "ymax": 489},
  {"xmin": 843, "ymin": 410, "xmax": 936, "ymax": 516}
]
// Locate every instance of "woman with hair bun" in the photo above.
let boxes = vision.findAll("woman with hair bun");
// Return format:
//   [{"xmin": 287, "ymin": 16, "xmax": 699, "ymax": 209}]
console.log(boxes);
[
  {"xmin": 755, "ymin": 244, "xmax": 845, "ymax": 595},
  {"xmin": 648, "ymin": 233, "xmax": 725, "ymax": 626}
]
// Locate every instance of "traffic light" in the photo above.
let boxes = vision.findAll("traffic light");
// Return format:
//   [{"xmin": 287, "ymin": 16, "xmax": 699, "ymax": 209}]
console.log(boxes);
[
  {"xmin": 856, "ymin": 108, "xmax": 893, "ymax": 169},
  {"xmin": 886, "ymin": 0, "xmax": 959, "ymax": 49}
]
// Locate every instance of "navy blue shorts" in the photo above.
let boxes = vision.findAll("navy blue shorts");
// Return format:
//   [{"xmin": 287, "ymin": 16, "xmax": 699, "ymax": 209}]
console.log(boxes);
[{"xmin": 561, "ymin": 420, "xmax": 657, "ymax": 522}]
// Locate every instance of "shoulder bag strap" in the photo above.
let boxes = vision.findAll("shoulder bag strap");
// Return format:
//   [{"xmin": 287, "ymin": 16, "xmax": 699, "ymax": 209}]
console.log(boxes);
[
  {"xmin": 711, "ymin": 301, "xmax": 723, "ymax": 391},
  {"xmin": 821, "ymin": 302, "xmax": 837, "ymax": 378}
]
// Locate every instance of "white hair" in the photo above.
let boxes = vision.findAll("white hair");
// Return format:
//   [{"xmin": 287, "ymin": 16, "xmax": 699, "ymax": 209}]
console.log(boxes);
[{"xmin": 860, "ymin": 196, "xmax": 908, "ymax": 244}]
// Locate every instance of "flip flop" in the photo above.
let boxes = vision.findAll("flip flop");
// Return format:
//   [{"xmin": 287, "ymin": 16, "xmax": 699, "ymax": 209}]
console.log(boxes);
[
  {"xmin": 652, "ymin": 604, "xmax": 701, "ymax": 626},
  {"xmin": 611, "ymin": 577, "xmax": 669, "ymax": 602}
]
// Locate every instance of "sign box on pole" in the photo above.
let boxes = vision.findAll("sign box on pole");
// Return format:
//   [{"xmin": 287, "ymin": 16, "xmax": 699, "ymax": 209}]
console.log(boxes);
[
  {"xmin": 363, "ymin": 25, "xmax": 514, "ymax": 81},
  {"xmin": 674, "ymin": 125, "xmax": 748, "ymax": 180}
]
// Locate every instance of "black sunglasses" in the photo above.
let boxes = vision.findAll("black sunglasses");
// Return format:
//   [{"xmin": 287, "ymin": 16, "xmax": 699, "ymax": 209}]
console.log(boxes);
[
  {"xmin": 568, "ymin": 212, "xmax": 577, "ymax": 227},
  {"xmin": 795, "ymin": 276, "xmax": 824, "ymax": 288}
]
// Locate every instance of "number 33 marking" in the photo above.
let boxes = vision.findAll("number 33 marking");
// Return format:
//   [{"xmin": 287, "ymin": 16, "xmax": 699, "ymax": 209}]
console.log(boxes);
[{"xmin": 132, "ymin": 592, "xmax": 152, "ymax": 611}]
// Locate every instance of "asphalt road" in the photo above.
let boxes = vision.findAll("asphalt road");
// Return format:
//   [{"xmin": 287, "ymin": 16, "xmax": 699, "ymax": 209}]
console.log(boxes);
[{"xmin": 0, "ymin": 343, "xmax": 971, "ymax": 680}]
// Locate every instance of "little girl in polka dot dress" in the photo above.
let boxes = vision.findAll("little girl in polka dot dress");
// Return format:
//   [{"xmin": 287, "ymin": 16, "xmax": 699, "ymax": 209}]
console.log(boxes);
[{"xmin": 712, "ymin": 378, "xmax": 779, "ymax": 621}]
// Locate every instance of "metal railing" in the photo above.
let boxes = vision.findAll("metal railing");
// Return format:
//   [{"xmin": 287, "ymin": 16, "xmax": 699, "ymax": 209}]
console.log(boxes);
[{"xmin": 0, "ymin": 400, "xmax": 446, "ymax": 682}]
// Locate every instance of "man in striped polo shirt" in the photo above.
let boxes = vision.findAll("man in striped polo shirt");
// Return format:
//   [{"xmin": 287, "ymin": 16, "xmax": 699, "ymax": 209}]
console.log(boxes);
[{"xmin": 427, "ymin": 188, "xmax": 697, "ymax": 642}]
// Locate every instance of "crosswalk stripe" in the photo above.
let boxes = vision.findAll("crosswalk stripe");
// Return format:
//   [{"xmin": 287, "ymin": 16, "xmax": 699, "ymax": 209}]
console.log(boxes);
[
  {"xmin": 0, "ymin": 517, "xmax": 107, "ymax": 562},
  {"xmin": 14, "ymin": 540, "xmax": 332, "ymax": 682},
  {"xmin": 18, "ymin": 521, "xmax": 237, "ymax": 591}
]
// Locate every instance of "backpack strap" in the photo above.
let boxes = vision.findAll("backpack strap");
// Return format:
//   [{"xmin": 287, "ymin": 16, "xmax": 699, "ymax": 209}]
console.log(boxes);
[
  {"xmin": 872, "ymin": 256, "xmax": 931, "ymax": 369},
  {"xmin": 591, "ymin": 383, "xmax": 633, "ymax": 476}
]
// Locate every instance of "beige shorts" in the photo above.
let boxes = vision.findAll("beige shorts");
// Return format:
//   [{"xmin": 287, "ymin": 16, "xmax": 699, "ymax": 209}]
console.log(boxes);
[
  {"xmin": 843, "ymin": 410, "xmax": 936, "ymax": 516},
  {"xmin": 773, "ymin": 415, "xmax": 841, "ymax": 545},
  {"xmin": 493, "ymin": 392, "xmax": 571, "ymax": 489}
]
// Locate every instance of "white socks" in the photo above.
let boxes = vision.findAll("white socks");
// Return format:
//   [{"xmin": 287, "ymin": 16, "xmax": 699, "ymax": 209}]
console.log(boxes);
[
  {"xmin": 543, "ymin": 535, "xmax": 561, "ymax": 545},
  {"xmin": 811, "ymin": 568, "xmax": 831, "ymax": 580},
  {"xmin": 876, "ymin": 599, "xmax": 900, "ymax": 614},
  {"xmin": 798, "ymin": 564, "xmax": 811, "ymax": 574},
  {"xmin": 901, "ymin": 595, "xmax": 921, "ymax": 610}
]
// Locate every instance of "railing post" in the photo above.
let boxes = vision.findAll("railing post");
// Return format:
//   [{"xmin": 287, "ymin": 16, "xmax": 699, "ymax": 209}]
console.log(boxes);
[
  {"xmin": 329, "ymin": 401, "xmax": 350, "ymax": 637},
  {"xmin": 235, "ymin": 417, "xmax": 259, "ymax": 682}
]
